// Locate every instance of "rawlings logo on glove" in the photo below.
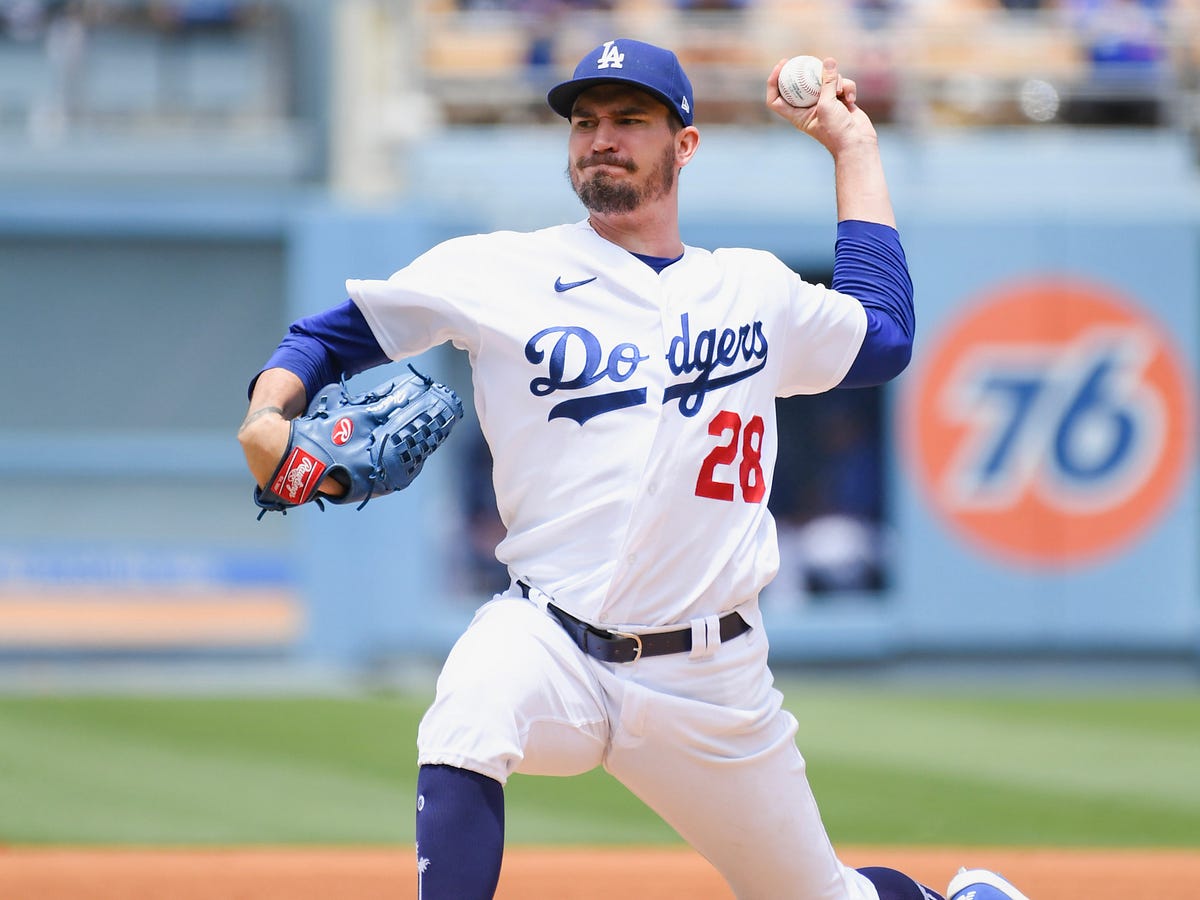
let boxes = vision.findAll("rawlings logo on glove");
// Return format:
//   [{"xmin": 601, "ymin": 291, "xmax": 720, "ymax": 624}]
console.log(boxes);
[{"xmin": 254, "ymin": 366, "xmax": 464, "ymax": 518}]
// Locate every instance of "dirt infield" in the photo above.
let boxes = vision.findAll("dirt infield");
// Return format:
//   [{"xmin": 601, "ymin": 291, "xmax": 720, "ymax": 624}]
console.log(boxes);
[{"xmin": 0, "ymin": 845, "xmax": 1194, "ymax": 898}]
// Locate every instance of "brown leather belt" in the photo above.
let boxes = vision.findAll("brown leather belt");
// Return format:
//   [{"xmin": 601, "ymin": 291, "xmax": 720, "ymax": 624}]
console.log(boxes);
[{"xmin": 518, "ymin": 580, "xmax": 750, "ymax": 664}]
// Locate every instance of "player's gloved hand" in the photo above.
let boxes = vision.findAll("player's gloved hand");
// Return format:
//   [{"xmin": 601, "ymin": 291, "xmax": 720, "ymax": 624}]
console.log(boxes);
[{"xmin": 253, "ymin": 366, "xmax": 464, "ymax": 518}]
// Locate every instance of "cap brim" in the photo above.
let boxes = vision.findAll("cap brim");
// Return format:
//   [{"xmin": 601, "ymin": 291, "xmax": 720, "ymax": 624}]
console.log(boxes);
[{"xmin": 547, "ymin": 76, "xmax": 678, "ymax": 121}]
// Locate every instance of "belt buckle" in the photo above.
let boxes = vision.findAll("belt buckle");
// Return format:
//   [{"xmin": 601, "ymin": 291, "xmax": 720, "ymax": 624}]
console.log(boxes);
[{"xmin": 609, "ymin": 630, "xmax": 643, "ymax": 663}]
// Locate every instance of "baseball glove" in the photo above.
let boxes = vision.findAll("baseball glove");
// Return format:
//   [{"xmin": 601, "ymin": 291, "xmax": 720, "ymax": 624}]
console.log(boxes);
[{"xmin": 254, "ymin": 366, "xmax": 464, "ymax": 517}]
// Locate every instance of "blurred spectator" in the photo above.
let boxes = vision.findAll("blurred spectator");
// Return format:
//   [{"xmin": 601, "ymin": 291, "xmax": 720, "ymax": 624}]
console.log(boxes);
[
  {"xmin": 511, "ymin": 0, "xmax": 615, "ymax": 98},
  {"xmin": 790, "ymin": 513, "xmax": 887, "ymax": 594},
  {"xmin": 675, "ymin": 0, "xmax": 750, "ymax": 9},
  {"xmin": 1065, "ymin": 0, "xmax": 1168, "ymax": 124},
  {"xmin": 35, "ymin": 0, "xmax": 85, "ymax": 139},
  {"xmin": 854, "ymin": 0, "xmax": 902, "ymax": 30},
  {"xmin": 514, "ymin": 0, "xmax": 566, "ymax": 92},
  {"xmin": 457, "ymin": 0, "xmax": 613, "ymax": 10},
  {"xmin": 1071, "ymin": 0, "xmax": 1167, "ymax": 71},
  {"xmin": 1, "ymin": 0, "xmax": 48, "ymax": 40},
  {"xmin": 850, "ymin": 0, "xmax": 901, "ymax": 123},
  {"xmin": 769, "ymin": 389, "xmax": 888, "ymax": 602},
  {"xmin": 149, "ymin": 0, "xmax": 246, "ymax": 32},
  {"xmin": 996, "ymin": 0, "xmax": 1043, "ymax": 11},
  {"xmin": 460, "ymin": 430, "xmax": 510, "ymax": 596},
  {"xmin": 773, "ymin": 392, "xmax": 884, "ymax": 523}
]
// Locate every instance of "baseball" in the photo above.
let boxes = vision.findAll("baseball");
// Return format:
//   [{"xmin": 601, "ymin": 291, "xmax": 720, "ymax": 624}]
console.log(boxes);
[{"xmin": 778, "ymin": 55, "xmax": 823, "ymax": 109}]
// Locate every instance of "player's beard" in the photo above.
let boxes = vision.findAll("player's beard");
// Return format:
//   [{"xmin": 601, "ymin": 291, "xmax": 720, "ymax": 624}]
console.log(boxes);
[{"xmin": 569, "ymin": 144, "xmax": 677, "ymax": 215}]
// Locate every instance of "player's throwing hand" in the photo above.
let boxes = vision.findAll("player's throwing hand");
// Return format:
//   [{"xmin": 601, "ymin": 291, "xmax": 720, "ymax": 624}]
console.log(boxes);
[{"xmin": 767, "ymin": 56, "xmax": 878, "ymax": 158}]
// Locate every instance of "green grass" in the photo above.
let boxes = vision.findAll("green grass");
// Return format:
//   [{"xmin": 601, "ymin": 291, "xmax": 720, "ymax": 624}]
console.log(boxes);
[
  {"xmin": 782, "ymin": 684, "xmax": 1200, "ymax": 847},
  {"xmin": 0, "ymin": 683, "xmax": 1196, "ymax": 847}
]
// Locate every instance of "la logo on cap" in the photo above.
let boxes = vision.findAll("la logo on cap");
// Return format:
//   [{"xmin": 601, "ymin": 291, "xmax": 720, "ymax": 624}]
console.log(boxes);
[{"xmin": 597, "ymin": 40, "xmax": 624, "ymax": 69}]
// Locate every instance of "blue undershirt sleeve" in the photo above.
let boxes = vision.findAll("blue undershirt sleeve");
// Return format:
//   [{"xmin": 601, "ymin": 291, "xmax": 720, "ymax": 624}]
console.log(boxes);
[
  {"xmin": 249, "ymin": 299, "xmax": 390, "ymax": 402},
  {"xmin": 832, "ymin": 220, "xmax": 915, "ymax": 388}
]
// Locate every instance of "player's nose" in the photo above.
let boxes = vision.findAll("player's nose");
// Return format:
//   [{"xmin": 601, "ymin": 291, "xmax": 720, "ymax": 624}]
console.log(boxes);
[{"xmin": 589, "ymin": 118, "xmax": 620, "ymax": 151}]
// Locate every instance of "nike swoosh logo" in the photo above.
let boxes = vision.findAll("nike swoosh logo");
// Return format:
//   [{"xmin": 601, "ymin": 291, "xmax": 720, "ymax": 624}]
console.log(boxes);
[{"xmin": 554, "ymin": 276, "xmax": 597, "ymax": 293}]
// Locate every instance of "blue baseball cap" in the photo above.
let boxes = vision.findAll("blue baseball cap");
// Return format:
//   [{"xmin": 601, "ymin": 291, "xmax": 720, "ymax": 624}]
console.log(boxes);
[{"xmin": 547, "ymin": 39, "xmax": 694, "ymax": 126}]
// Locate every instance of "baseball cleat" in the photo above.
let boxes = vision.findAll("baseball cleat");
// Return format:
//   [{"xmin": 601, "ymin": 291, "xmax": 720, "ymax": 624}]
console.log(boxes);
[{"xmin": 947, "ymin": 867, "xmax": 1031, "ymax": 900}]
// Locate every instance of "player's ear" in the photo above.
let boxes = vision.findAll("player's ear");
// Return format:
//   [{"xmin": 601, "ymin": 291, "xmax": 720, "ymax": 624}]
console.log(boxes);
[{"xmin": 675, "ymin": 125, "xmax": 700, "ymax": 169}]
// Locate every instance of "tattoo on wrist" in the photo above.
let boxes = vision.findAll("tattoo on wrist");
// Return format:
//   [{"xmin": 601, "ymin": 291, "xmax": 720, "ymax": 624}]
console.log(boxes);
[{"xmin": 239, "ymin": 406, "xmax": 285, "ymax": 433}]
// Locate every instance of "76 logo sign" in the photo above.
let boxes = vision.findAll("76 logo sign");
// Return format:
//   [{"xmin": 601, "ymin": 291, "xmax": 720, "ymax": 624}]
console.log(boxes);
[
  {"xmin": 942, "ymin": 327, "xmax": 1163, "ymax": 513},
  {"xmin": 908, "ymin": 278, "xmax": 1194, "ymax": 566}
]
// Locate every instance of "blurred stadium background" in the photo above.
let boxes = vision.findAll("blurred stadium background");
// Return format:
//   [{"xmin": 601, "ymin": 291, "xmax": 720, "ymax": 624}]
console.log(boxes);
[{"xmin": 0, "ymin": 0, "xmax": 1198, "ymax": 690}]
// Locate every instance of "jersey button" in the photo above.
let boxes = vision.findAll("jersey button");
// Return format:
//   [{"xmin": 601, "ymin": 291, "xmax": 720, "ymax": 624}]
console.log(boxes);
[
  {"xmin": 647, "ymin": 482, "xmax": 658, "ymax": 495},
  {"xmin": 626, "ymin": 553, "xmax": 637, "ymax": 565}
]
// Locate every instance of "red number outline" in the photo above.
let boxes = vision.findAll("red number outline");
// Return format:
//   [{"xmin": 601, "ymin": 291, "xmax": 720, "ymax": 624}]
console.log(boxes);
[
  {"xmin": 694, "ymin": 411, "xmax": 767, "ymax": 503},
  {"xmin": 695, "ymin": 410, "xmax": 740, "ymax": 501},
  {"xmin": 740, "ymin": 415, "xmax": 766, "ymax": 503}
]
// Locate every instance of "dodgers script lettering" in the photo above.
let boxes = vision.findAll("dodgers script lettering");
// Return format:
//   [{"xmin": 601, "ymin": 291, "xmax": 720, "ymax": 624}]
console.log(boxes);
[
  {"xmin": 666, "ymin": 313, "xmax": 768, "ymax": 417},
  {"xmin": 525, "ymin": 316, "xmax": 769, "ymax": 424},
  {"xmin": 525, "ymin": 326, "xmax": 649, "ymax": 424}
]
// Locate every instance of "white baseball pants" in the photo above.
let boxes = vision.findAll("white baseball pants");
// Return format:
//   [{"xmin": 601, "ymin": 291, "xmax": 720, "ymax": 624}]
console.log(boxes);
[{"xmin": 417, "ymin": 594, "xmax": 879, "ymax": 900}]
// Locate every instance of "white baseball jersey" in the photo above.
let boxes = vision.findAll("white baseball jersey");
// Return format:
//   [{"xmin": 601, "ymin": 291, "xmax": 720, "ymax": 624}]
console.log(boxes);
[{"xmin": 348, "ymin": 219, "xmax": 866, "ymax": 628}]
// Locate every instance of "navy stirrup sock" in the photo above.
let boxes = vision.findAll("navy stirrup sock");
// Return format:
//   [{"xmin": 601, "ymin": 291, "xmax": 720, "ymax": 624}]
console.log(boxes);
[
  {"xmin": 859, "ymin": 866, "xmax": 946, "ymax": 900},
  {"xmin": 413, "ymin": 769, "xmax": 937, "ymax": 900},
  {"xmin": 416, "ymin": 764, "xmax": 505, "ymax": 899}
]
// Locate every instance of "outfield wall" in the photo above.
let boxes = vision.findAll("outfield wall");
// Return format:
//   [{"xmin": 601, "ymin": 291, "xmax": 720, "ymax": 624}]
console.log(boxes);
[{"xmin": 2, "ymin": 127, "xmax": 1197, "ymax": 668}]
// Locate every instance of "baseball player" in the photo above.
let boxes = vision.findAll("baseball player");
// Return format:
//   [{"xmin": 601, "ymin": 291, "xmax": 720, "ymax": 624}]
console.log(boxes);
[{"xmin": 238, "ymin": 39, "xmax": 1030, "ymax": 900}]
